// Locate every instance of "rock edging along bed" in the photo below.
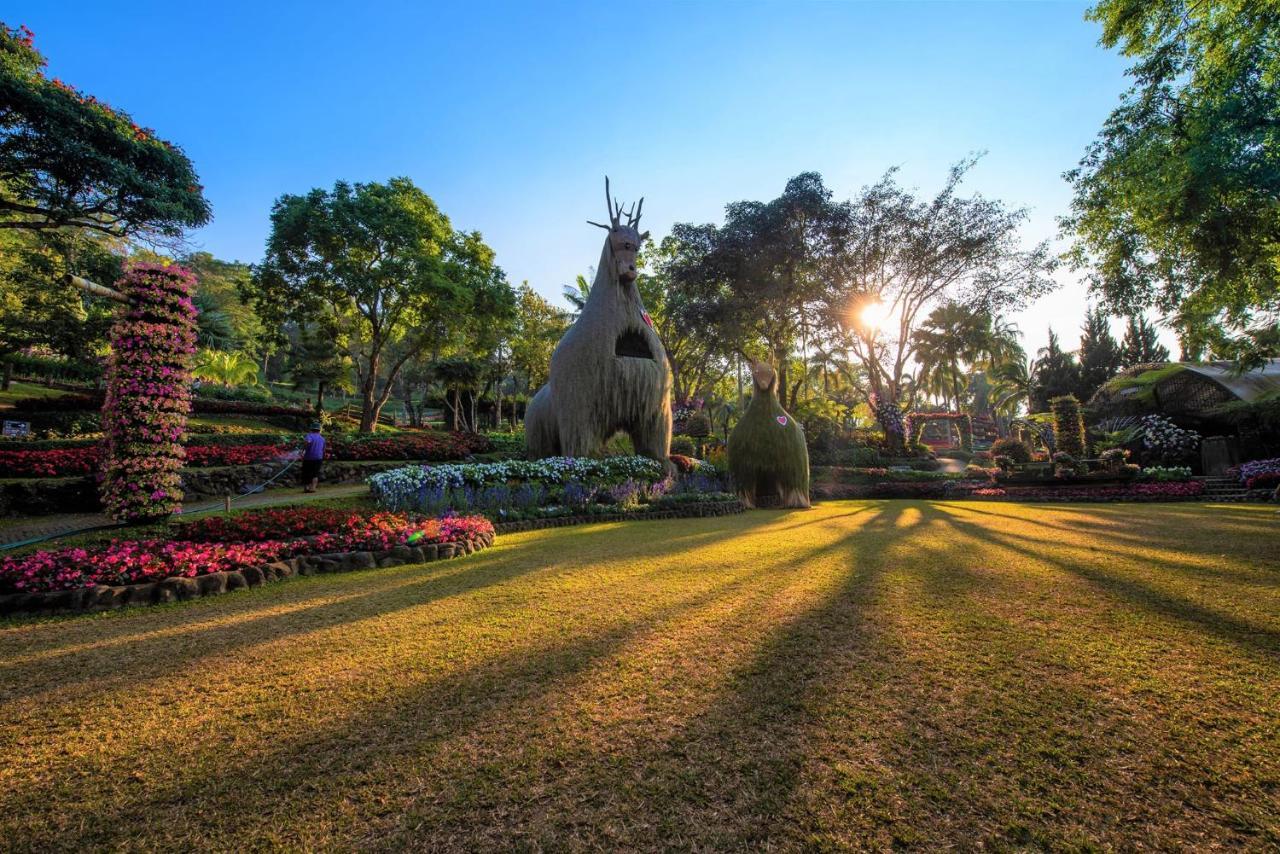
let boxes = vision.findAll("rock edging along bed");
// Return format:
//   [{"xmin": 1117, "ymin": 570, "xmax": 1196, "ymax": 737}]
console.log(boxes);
[
  {"xmin": 0, "ymin": 531, "xmax": 494, "ymax": 618},
  {"xmin": 491, "ymin": 498, "xmax": 746, "ymax": 533}
]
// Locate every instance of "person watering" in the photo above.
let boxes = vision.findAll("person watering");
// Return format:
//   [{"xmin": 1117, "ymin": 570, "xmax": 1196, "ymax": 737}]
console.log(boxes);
[{"xmin": 301, "ymin": 422, "xmax": 325, "ymax": 493}]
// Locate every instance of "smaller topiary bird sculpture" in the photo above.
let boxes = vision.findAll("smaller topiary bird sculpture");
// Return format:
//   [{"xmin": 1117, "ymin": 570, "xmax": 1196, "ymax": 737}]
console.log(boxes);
[{"xmin": 728, "ymin": 361, "xmax": 810, "ymax": 508}]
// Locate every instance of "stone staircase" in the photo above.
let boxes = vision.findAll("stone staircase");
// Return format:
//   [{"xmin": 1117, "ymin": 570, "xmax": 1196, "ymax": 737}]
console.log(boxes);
[{"xmin": 1194, "ymin": 476, "xmax": 1251, "ymax": 502}]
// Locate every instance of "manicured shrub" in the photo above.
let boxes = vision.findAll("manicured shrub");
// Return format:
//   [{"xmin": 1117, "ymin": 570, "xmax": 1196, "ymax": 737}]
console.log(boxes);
[
  {"xmin": 1140, "ymin": 465, "xmax": 1192, "ymax": 482},
  {"xmin": 100, "ymin": 264, "xmax": 198, "ymax": 522},
  {"xmin": 670, "ymin": 436, "xmax": 695, "ymax": 456},
  {"xmin": 990, "ymin": 438, "xmax": 1032, "ymax": 465},
  {"xmin": 1099, "ymin": 448, "xmax": 1129, "ymax": 472},
  {"xmin": 728, "ymin": 363, "xmax": 809, "ymax": 508},
  {"xmin": 1049, "ymin": 395, "xmax": 1087, "ymax": 460},
  {"xmin": 684, "ymin": 412, "xmax": 711, "ymax": 439}
]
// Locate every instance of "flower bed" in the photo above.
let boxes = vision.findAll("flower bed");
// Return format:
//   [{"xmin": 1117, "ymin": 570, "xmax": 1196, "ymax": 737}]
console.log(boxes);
[
  {"xmin": 370, "ymin": 456, "xmax": 668, "ymax": 511},
  {"xmin": 0, "ymin": 508, "xmax": 493, "ymax": 593},
  {"xmin": 0, "ymin": 447, "xmax": 99, "ymax": 478},
  {"xmin": 976, "ymin": 481, "xmax": 1206, "ymax": 501},
  {"xmin": 0, "ymin": 431, "xmax": 490, "ymax": 478},
  {"xmin": 1238, "ymin": 457, "xmax": 1280, "ymax": 490}
]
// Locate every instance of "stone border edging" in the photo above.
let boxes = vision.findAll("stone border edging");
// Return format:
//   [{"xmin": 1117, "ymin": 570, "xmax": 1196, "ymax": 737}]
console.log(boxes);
[
  {"xmin": 491, "ymin": 499, "xmax": 745, "ymax": 533},
  {"xmin": 0, "ymin": 531, "xmax": 495, "ymax": 618}
]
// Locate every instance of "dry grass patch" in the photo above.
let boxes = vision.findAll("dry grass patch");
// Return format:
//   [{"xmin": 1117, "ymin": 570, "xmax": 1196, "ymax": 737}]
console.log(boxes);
[{"xmin": 0, "ymin": 501, "xmax": 1277, "ymax": 850}]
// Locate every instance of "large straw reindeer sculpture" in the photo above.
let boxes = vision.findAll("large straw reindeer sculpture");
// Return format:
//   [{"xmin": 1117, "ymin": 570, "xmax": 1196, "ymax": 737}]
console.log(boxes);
[{"xmin": 525, "ymin": 179, "xmax": 673, "ymax": 472}]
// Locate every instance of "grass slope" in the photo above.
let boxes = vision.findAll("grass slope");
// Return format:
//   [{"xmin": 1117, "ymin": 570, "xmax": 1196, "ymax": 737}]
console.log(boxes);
[{"xmin": 0, "ymin": 501, "xmax": 1277, "ymax": 850}]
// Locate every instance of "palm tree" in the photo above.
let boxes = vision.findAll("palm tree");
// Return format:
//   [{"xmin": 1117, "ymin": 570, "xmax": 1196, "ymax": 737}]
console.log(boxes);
[
  {"xmin": 990, "ymin": 355, "xmax": 1034, "ymax": 420},
  {"xmin": 193, "ymin": 349, "xmax": 261, "ymax": 387},
  {"xmin": 194, "ymin": 293, "xmax": 238, "ymax": 352},
  {"xmin": 911, "ymin": 302, "xmax": 989, "ymax": 410},
  {"xmin": 561, "ymin": 274, "xmax": 591, "ymax": 319}
]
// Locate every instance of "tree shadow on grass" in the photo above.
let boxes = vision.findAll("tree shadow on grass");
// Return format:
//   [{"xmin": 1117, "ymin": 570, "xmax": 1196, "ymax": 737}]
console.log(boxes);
[
  {"xmin": 0, "ymin": 517, "xmax": 758, "ymax": 704},
  {"xmin": 929, "ymin": 506, "xmax": 1280, "ymax": 661},
  {"xmin": 364, "ymin": 502, "xmax": 934, "ymax": 849},
  {"xmin": 2, "ymin": 526, "xmax": 826, "ymax": 850}
]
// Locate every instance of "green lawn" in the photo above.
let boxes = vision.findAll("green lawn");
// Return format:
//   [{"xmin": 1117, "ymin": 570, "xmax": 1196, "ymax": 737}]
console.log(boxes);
[{"xmin": 0, "ymin": 501, "xmax": 1277, "ymax": 850}]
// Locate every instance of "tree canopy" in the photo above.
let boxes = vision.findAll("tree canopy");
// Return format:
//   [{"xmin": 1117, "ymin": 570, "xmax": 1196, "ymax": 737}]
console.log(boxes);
[
  {"xmin": 0, "ymin": 23, "xmax": 210, "ymax": 241},
  {"xmin": 1063, "ymin": 0, "xmax": 1280, "ymax": 363},
  {"xmin": 248, "ymin": 177, "xmax": 512, "ymax": 432}
]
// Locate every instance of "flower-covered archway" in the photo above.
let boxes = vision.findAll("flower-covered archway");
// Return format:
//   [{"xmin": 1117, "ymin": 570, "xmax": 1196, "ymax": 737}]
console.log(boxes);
[{"xmin": 906, "ymin": 411, "xmax": 972, "ymax": 452}]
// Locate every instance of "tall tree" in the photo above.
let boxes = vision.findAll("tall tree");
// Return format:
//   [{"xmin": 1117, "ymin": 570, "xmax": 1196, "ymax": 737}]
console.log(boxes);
[
  {"xmin": 1120, "ymin": 314, "xmax": 1171, "ymax": 367},
  {"xmin": 818, "ymin": 159, "xmax": 1055, "ymax": 445},
  {"xmin": 910, "ymin": 302, "xmax": 991, "ymax": 411},
  {"xmin": 249, "ymin": 177, "xmax": 512, "ymax": 432},
  {"xmin": 645, "ymin": 235, "xmax": 730, "ymax": 405},
  {"xmin": 508, "ymin": 283, "xmax": 567, "ymax": 396},
  {"xmin": 1063, "ymin": 0, "xmax": 1280, "ymax": 364},
  {"xmin": 1076, "ymin": 306, "xmax": 1123, "ymax": 400},
  {"xmin": 0, "ymin": 23, "xmax": 210, "ymax": 241},
  {"xmin": 666, "ymin": 173, "xmax": 838, "ymax": 407},
  {"xmin": 1030, "ymin": 328, "xmax": 1081, "ymax": 412}
]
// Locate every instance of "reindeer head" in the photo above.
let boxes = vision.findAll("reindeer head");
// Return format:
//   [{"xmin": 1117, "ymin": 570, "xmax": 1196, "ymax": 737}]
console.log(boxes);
[{"xmin": 588, "ymin": 177, "xmax": 649, "ymax": 284}]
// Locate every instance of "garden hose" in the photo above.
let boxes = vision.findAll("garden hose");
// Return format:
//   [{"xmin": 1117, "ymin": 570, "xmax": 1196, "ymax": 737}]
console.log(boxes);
[{"xmin": 0, "ymin": 448, "xmax": 306, "ymax": 552}]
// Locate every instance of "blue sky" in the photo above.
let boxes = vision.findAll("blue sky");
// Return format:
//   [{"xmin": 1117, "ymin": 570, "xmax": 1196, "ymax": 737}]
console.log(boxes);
[{"xmin": 11, "ymin": 0, "xmax": 1159, "ymax": 355}]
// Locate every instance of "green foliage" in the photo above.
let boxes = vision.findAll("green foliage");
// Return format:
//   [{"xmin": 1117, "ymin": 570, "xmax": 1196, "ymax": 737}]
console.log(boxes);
[
  {"xmin": 1050, "ymin": 395, "xmax": 1087, "ymax": 459},
  {"xmin": 1120, "ymin": 314, "xmax": 1170, "ymax": 367},
  {"xmin": 193, "ymin": 349, "xmax": 260, "ymax": 388},
  {"xmin": 1030, "ymin": 329, "xmax": 1081, "ymax": 411},
  {"xmin": 0, "ymin": 23, "xmax": 210, "ymax": 240},
  {"xmin": 990, "ymin": 437, "xmax": 1032, "ymax": 465},
  {"xmin": 1064, "ymin": 0, "xmax": 1279, "ymax": 358},
  {"xmin": 249, "ymin": 177, "xmax": 512, "ymax": 432},
  {"xmin": 727, "ymin": 370, "xmax": 809, "ymax": 506},
  {"xmin": 1077, "ymin": 306, "xmax": 1123, "ymax": 400},
  {"xmin": 684, "ymin": 412, "xmax": 711, "ymax": 439},
  {"xmin": 670, "ymin": 435, "xmax": 695, "ymax": 457},
  {"xmin": 509, "ymin": 283, "xmax": 567, "ymax": 394}
]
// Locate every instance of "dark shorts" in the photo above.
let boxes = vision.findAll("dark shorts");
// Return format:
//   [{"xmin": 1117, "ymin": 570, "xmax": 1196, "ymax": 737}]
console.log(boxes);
[{"xmin": 301, "ymin": 458, "xmax": 323, "ymax": 482}]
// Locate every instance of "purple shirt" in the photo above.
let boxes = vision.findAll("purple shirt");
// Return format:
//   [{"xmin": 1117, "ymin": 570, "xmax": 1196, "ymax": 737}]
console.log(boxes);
[{"xmin": 303, "ymin": 432, "xmax": 325, "ymax": 461}]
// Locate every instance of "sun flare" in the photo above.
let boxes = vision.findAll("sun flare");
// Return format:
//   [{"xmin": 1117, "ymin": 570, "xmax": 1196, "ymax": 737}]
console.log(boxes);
[{"xmin": 858, "ymin": 299, "xmax": 893, "ymax": 332}]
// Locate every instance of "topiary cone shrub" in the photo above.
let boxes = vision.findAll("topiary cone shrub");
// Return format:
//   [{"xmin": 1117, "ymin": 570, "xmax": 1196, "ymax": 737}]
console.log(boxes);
[
  {"xmin": 100, "ymin": 264, "xmax": 198, "ymax": 522},
  {"xmin": 1049, "ymin": 395, "xmax": 1087, "ymax": 461},
  {"xmin": 727, "ymin": 362, "xmax": 810, "ymax": 509}
]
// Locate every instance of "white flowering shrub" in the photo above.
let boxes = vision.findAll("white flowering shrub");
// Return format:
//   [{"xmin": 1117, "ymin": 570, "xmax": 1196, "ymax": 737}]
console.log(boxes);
[
  {"xmin": 1139, "ymin": 415, "xmax": 1200, "ymax": 464},
  {"xmin": 368, "ymin": 455, "xmax": 666, "ymax": 512}
]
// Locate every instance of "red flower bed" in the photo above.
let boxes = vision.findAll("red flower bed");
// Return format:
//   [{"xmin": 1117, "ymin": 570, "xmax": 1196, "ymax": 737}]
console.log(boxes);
[
  {"xmin": 991, "ymin": 481, "xmax": 1206, "ymax": 500},
  {"xmin": 1245, "ymin": 472, "xmax": 1280, "ymax": 490},
  {"xmin": 0, "ymin": 446, "xmax": 101, "ymax": 477},
  {"xmin": 182, "ymin": 444, "xmax": 287, "ymax": 468},
  {"xmin": 326, "ymin": 432, "xmax": 490, "ymax": 462},
  {"xmin": 0, "ymin": 509, "xmax": 494, "ymax": 593},
  {"xmin": 0, "ymin": 431, "xmax": 491, "ymax": 478}
]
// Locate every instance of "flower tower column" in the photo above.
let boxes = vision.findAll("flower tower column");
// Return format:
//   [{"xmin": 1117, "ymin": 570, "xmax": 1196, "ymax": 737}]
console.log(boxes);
[{"xmin": 100, "ymin": 264, "xmax": 198, "ymax": 522}]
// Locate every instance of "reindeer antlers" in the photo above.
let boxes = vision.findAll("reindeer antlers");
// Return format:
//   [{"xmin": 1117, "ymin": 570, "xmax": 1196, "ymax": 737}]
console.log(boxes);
[{"xmin": 587, "ymin": 176, "xmax": 644, "ymax": 231}]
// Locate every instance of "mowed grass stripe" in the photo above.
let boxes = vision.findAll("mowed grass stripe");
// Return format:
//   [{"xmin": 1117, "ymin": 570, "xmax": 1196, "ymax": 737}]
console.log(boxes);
[{"xmin": 0, "ymin": 501, "xmax": 1276, "ymax": 850}]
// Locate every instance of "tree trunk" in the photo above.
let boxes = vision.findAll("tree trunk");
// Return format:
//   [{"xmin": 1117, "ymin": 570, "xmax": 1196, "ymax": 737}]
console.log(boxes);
[
  {"xmin": 358, "ymin": 352, "xmax": 381, "ymax": 433},
  {"xmin": 1, "ymin": 361, "xmax": 11, "ymax": 392},
  {"xmin": 314, "ymin": 381, "xmax": 327, "ymax": 420}
]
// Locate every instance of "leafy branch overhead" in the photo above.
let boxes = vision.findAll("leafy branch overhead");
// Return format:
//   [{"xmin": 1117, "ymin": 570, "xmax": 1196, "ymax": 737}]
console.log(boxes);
[{"xmin": 0, "ymin": 24, "xmax": 210, "ymax": 240}]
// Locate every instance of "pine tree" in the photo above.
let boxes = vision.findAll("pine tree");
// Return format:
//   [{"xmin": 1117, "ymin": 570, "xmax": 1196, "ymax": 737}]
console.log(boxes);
[
  {"xmin": 1077, "ymin": 307, "xmax": 1123, "ymax": 400},
  {"xmin": 1120, "ymin": 314, "xmax": 1171, "ymax": 367},
  {"xmin": 1030, "ymin": 328, "xmax": 1081, "ymax": 412}
]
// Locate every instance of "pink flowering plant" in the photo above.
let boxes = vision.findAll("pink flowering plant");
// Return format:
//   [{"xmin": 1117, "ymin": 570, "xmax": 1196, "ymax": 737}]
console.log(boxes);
[
  {"xmin": 100, "ymin": 264, "xmax": 198, "ymax": 522},
  {"xmin": 0, "ymin": 508, "xmax": 494, "ymax": 593}
]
